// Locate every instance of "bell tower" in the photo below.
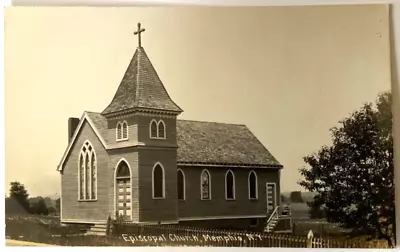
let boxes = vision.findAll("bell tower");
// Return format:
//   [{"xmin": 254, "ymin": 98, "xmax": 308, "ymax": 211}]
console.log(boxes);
[{"xmin": 102, "ymin": 23, "xmax": 183, "ymax": 223}]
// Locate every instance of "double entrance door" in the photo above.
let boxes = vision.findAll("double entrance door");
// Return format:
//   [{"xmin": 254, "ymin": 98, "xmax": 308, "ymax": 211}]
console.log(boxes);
[{"xmin": 116, "ymin": 178, "xmax": 131, "ymax": 219}]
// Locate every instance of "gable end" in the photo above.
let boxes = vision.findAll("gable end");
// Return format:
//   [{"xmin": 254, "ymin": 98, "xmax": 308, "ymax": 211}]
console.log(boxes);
[{"xmin": 57, "ymin": 112, "xmax": 108, "ymax": 171}]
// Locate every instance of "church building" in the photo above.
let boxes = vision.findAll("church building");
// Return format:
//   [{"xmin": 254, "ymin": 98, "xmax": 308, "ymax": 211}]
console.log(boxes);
[{"xmin": 57, "ymin": 23, "xmax": 288, "ymax": 232}]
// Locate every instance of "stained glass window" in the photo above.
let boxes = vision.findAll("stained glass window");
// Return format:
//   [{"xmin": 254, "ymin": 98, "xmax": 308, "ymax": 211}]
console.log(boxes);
[{"xmin": 201, "ymin": 170, "xmax": 210, "ymax": 200}]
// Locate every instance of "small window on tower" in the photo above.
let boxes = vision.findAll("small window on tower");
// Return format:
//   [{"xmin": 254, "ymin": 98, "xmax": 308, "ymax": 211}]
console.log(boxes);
[
  {"xmin": 150, "ymin": 120, "xmax": 158, "ymax": 138},
  {"xmin": 116, "ymin": 121, "xmax": 128, "ymax": 141},
  {"xmin": 158, "ymin": 121, "xmax": 166, "ymax": 139}
]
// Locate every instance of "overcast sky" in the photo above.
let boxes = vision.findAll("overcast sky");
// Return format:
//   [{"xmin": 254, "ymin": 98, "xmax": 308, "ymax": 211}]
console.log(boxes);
[{"xmin": 5, "ymin": 5, "xmax": 390, "ymax": 197}]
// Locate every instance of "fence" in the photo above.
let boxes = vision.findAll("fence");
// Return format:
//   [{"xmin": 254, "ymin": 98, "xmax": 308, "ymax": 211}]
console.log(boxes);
[{"xmin": 110, "ymin": 221, "xmax": 390, "ymax": 248}]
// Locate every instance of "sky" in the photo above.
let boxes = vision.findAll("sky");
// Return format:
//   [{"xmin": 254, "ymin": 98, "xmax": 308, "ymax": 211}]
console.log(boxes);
[{"xmin": 4, "ymin": 5, "xmax": 391, "ymax": 198}]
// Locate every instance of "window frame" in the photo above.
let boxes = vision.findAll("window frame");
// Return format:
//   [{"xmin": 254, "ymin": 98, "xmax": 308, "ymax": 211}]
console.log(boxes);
[
  {"xmin": 152, "ymin": 162, "xmax": 166, "ymax": 199},
  {"xmin": 200, "ymin": 169, "xmax": 212, "ymax": 200},
  {"xmin": 116, "ymin": 120, "xmax": 129, "ymax": 142},
  {"xmin": 225, "ymin": 170, "xmax": 236, "ymax": 200},
  {"xmin": 78, "ymin": 140, "xmax": 98, "ymax": 201},
  {"xmin": 248, "ymin": 170, "xmax": 258, "ymax": 200},
  {"xmin": 177, "ymin": 169, "xmax": 186, "ymax": 201},
  {"xmin": 149, "ymin": 119, "xmax": 167, "ymax": 140}
]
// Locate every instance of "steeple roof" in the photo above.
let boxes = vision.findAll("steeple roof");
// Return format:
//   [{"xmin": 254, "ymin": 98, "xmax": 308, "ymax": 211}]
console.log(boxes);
[{"xmin": 102, "ymin": 24, "xmax": 182, "ymax": 116}]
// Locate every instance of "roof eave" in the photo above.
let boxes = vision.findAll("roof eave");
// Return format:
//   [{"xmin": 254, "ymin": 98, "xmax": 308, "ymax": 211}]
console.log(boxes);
[
  {"xmin": 177, "ymin": 161, "xmax": 283, "ymax": 169},
  {"xmin": 102, "ymin": 106, "xmax": 183, "ymax": 118}
]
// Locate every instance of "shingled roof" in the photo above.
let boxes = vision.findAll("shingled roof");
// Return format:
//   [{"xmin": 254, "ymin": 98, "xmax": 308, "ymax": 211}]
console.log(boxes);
[
  {"xmin": 83, "ymin": 112, "xmax": 281, "ymax": 167},
  {"xmin": 102, "ymin": 47, "xmax": 183, "ymax": 115},
  {"xmin": 176, "ymin": 120, "xmax": 281, "ymax": 167}
]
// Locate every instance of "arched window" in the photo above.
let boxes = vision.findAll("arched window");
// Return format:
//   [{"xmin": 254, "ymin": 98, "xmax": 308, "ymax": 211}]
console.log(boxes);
[
  {"xmin": 150, "ymin": 120, "xmax": 158, "ymax": 139},
  {"xmin": 158, "ymin": 121, "xmax": 166, "ymax": 139},
  {"xmin": 225, "ymin": 170, "xmax": 235, "ymax": 200},
  {"xmin": 116, "ymin": 121, "xmax": 128, "ymax": 141},
  {"xmin": 152, "ymin": 163, "xmax": 165, "ymax": 199},
  {"xmin": 248, "ymin": 171, "xmax": 258, "ymax": 199},
  {"xmin": 122, "ymin": 121, "xmax": 128, "ymax": 139},
  {"xmin": 116, "ymin": 161, "xmax": 130, "ymax": 178},
  {"xmin": 201, "ymin": 170, "xmax": 211, "ymax": 200},
  {"xmin": 78, "ymin": 141, "xmax": 97, "ymax": 200},
  {"xmin": 116, "ymin": 122, "xmax": 122, "ymax": 140},
  {"xmin": 149, "ymin": 119, "xmax": 167, "ymax": 139},
  {"xmin": 177, "ymin": 169, "xmax": 185, "ymax": 200}
]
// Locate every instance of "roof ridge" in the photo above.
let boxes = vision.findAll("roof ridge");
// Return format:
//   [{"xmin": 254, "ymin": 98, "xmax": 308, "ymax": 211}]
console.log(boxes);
[
  {"xmin": 84, "ymin": 110, "xmax": 101, "ymax": 114},
  {"xmin": 178, "ymin": 118, "xmax": 246, "ymax": 127}
]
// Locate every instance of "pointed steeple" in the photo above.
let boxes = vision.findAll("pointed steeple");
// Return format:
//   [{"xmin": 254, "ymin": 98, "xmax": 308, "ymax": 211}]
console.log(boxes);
[{"xmin": 102, "ymin": 23, "xmax": 183, "ymax": 116}]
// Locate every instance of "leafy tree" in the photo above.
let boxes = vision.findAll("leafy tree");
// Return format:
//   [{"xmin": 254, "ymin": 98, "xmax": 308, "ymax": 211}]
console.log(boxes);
[
  {"xmin": 47, "ymin": 206, "xmax": 57, "ymax": 215},
  {"xmin": 30, "ymin": 197, "xmax": 49, "ymax": 215},
  {"xmin": 8, "ymin": 181, "xmax": 30, "ymax": 213},
  {"xmin": 290, "ymin": 191, "xmax": 304, "ymax": 203},
  {"xmin": 299, "ymin": 92, "xmax": 395, "ymax": 247},
  {"xmin": 309, "ymin": 205, "xmax": 326, "ymax": 219}
]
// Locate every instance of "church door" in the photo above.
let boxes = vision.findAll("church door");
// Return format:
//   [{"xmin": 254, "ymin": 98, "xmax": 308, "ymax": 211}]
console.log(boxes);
[
  {"xmin": 115, "ymin": 161, "xmax": 131, "ymax": 220},
  {"xmin": 266, "ymin": 183, "xmax": 277, "ymax": 214}
]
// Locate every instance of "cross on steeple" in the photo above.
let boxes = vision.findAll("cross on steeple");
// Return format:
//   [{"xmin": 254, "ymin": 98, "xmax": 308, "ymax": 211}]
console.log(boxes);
[{"xmin": 134, "ymin": 23, "xmax": 145, "ymax": 48}]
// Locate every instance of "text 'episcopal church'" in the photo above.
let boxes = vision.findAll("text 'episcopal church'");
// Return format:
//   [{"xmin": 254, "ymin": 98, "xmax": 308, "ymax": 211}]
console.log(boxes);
[{"xmin": 57, "ymin": 23, "xmax": 289, "ymax": 233}]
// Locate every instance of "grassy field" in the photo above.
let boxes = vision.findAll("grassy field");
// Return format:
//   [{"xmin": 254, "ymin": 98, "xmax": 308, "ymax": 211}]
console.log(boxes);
[
  {"xmin": 288, "ymin": 202, "xmax": 350, "ymax": 238},
  {"xmin": 5, "ymin": 212, "xmax": 388, "ymax": 247}
]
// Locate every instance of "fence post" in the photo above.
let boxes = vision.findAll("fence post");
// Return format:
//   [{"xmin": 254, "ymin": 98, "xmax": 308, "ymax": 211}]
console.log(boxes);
[
  {"xmin": 306, "ymin": 230, "xmax": 314, "ymax": 248},
  {"xmin": 105, "ymin": 214, "xmax": 111, "ymax": 236}
]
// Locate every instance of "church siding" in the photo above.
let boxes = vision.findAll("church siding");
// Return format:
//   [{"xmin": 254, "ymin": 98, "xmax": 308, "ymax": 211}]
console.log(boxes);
[
  {"xmin": 177, "ymin": 166, "xmax": 281, "ymax": 219},
  {"xmin": 107, "ymin": 149, "xmax": 139, "ymax": 222},
  {"xmin": 61, "ymin": 121, "xmax": 111, "ymax": 222},
  {"xmin": 138, "ymin": 148, "xmax": 179, "ymax": 222}
]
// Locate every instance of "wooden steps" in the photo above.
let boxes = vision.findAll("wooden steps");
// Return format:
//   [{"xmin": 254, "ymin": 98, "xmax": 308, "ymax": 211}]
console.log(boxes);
[{"xmin": 85, "ymin": 223, "xmax": 107, "ymax": 236}]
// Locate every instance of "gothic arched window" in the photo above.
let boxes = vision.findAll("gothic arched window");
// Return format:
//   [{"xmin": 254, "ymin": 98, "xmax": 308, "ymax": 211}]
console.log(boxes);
[
  {"xmin": 177, "ymin": 169, "xmax": 185, "ymax": 200},
  {"xmin": 78, "ymin": 141, "xmax": 97, "ymax": 201},
  {"xmin": 201, "ymin": 170, "xmax": 211, "ymax": 200},
  {"xmin": 225, "ymin": 170, "xmax": 235, "ymax": 200},
  {"xmin": 150, "ymin": 120, "xmax": 158, "ymax": 139},
  {"xmin": 116, "ymin": 121, "xmax": 128, "ymax": 141},
  {"xmin": 248, "ymin": 171, "xmax": 258, "ymax": 199},
  {"xmin": 158, "ymin": 120, "xmax": 166, "ymax": 139},
  {"xmin": 152, "ymin": 163, "xmax": 165, "ymax": 199}
]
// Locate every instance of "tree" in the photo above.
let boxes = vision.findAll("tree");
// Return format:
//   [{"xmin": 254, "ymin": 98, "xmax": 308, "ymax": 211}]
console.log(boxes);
[
  {"xmin": 299, "ymin": 92, "xmax": 395, "ymax": 247},
  {"xmin": 30, "ymin": 197, "xmax": 49, "ymax": 215},
  {"xmin": 8, "ymin": 181, "xmax": 30, "ymax": 213},
  {"xmin": 47, "ymin": 206, "xmax": 57, "ymax": 215},
  {"xmin": 290, "ymin": 191, "xmax": 304, "ymax": 203},
  {"xmin": 309, "ymin": 205, "xmax": 326, "ymax": 219}
]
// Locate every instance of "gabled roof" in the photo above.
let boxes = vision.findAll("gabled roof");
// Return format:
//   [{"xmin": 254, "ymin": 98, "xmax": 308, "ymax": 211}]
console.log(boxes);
[
  {"xmin": 58, "ymin": 112, "xmax": 282, "ymax": 171},
  {"xmin": 176, "ymin": 120, "xmax": 282, "ymax": 167},
  {"xmin": 102, "ymin": 47, "xmax": 183, "ymax": 115},
  {"xmin": 57, "ymin": 112, "xmax": 108, "ymax": 171}
]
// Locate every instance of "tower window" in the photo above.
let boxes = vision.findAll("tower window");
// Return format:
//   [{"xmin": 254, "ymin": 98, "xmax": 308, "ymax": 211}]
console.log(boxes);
[
  {"xmin": 116, "ymin": 121, "xmax": 129, "ymax": 141},
  {"xmin": 150, "ymin": 119, "xmax": 166, "ymax": 139}
]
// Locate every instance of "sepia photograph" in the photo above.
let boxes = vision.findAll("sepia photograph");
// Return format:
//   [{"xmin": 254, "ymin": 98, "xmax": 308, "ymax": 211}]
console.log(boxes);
[{"xmin": 4, "ymin": 4, "xmax": 396, "ymax": 248}]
